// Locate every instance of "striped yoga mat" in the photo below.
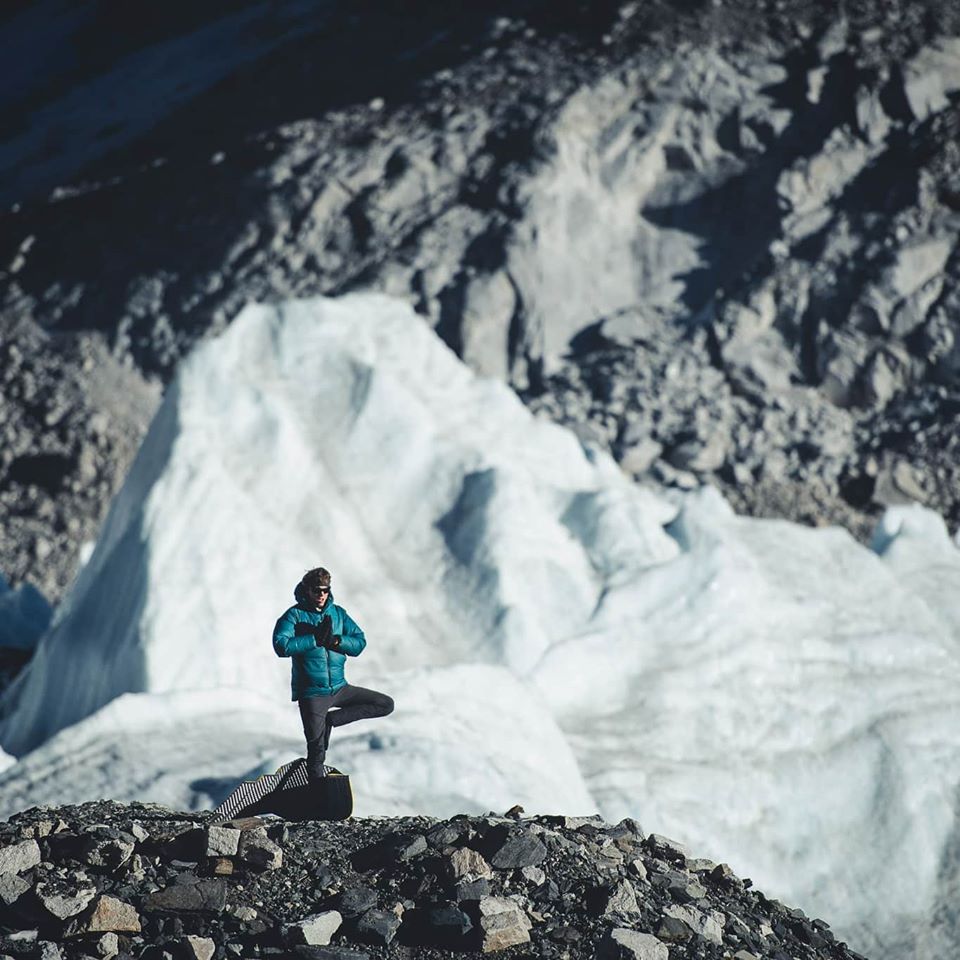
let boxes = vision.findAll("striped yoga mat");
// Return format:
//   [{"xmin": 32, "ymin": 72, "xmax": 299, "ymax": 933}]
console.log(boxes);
[{"xmin": 211, "ymin": 759, "xmax": 337, "ymax": 823}]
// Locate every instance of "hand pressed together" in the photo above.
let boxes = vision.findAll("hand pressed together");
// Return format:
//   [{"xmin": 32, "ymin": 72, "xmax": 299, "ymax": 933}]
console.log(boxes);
[{"xmin": 294, "ymin": 618, "xmax": 342, "ymax": 650}]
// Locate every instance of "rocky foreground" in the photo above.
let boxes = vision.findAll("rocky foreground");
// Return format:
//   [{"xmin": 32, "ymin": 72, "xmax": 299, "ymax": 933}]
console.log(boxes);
[{"xmin": 0, "ymin": 802, "xmax": 865, "ymax": 960}]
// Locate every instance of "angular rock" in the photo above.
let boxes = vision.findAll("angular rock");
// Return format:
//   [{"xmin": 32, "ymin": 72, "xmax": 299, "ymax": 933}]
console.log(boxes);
[
  {"xmin": 84, "ymin": 895, "xmax": 141, "ymax": 934},
  {"xmin": 35, "ymin": 878, "xmax": 98, "ymax": 919},
  {"xmin": 859, "ymin": 348, "xmax": 906, "ymax": 407},
  {"xmin": 666, "ymin": 431, "xmax": 727, "ymax": 473},
  {"xmin": 902, "ymin": 38, "xmax": 960, "ymax": 122},
  {"xmin": 469, "ymin": 896, "xmax": 532, "ymax": 952},
  {"xmin": 223, "ymin": 816, "xmax": 265, "ymax": 832},
  {"xmin": 596, "ymin": 844, "xmax": 625, "ymax": 870},
  {"xmin": 723, "ymin": 331, "xmax": 798, "ymax": 398},
  {"xmin": 656, "ymin": 915, "xmax": 693, "ymax": 942},
  {"xmin": 284, "ymin": 911, "xmax": 342, "ymax": 947},
  {"xmin": 600, "ymin": 928, "xmax": 669, "ymax": 960},
  {"xmin": 142, "ymin": 880, "xmax": 227, "ymax": 914},
  {"xmin": 308, "ymin": 864, "xmax": 337, "ymax": 889},
  {"xmin": 645, "ymin": 834, "xmax": 688, "ymax": 863},
  {"xmin": 875, "ymin": 457, "xmax": 926, "ymax": 506},
  {"xmin": 543, "ymin": 815, "xmax": 606, "ymax": 831},
  {"xmin": 454, "ymin": 878, "xmax": 491, "ymax": 902},
  {"xmin": 609, "ymin": 818, "xmax": 645, "ymax": 839},
  {"xmin": 0, "ymin": 839, "xmax": 41, "ymax": 875},
  {"xmin": 520, "ymin": 865, "xmax": 545, "ymax": 886},
  {"xmin": 664, "ymin": 903, "xmax": 724, "ymax": 944},
  {"xmin": 677, "ymin": 877, "xmax": 707, "ymax": 901},
  {"xmin": 708, "ymin": 862, "xmax": 742, "ymax": 889},
  {"xmin": 37, "ymin": 942, "xmax": 62, "ymax": 960},
  {"xmin": 485, "ymin": 829, "xmax": 547, "ymax": 869},
  {"xmin": 81, "ymin": 829, "xmax": 135, "ymax": 869},
  {"xmin": 855, "ymin": 86, "xmax": 891, "ymax": 145},
  {"xmin": 448, "ymin": 847, "xmax": 493, "ymax": 882},
  {"xmin": 155, "ymin": 827, "xmax": 206, "ymax": 863},
  {"xmin": 127, "ymin": 823, "xmax": 149, "ymax": 843},
  {"xmin": 587, "ymin": 880, "xmax": 640, "ymax": 917},
  {"xmin": 94, "ymin": 933, "xmax": 119, "ymax": 958},
  {"xmin": 426, "ymin": 824, "xmax": 461, "ymax": 849},
  {"xmin": 392, "ymin": 834, "xmax": 427, "ymax": 861},
  {"xmin": 620, "ymin": 437, "xmax": 662, "ymax": 475},
  {"xmin": 335, "ymin": 886, "xmax": 379, "ymax": 918},
  {"xmin": 351, "ymin": 832, "xmax": 426, "ymax": 870},
  {"xmin": 777, "ymin": 129, "xmax": 870, "ymax": 233},
  {"xmin": 606, "ymin": 879, "xmax": 640, "ymax": 915},
  {"xmin": 180, "ymin": 936, "xmax": 215, "ymax": 960},
  {"xmin": 22, "ymin": 819, "xmax": 61, "ymax": 840},
  {"xmin": 0, "ymin": 872, "xmax": 30, "ymax": 905},
  {"xmin": 885, "ymin": 238, "xmax": 952, "ymax": 306},
  {"xmin": 237, "ymin": 828, "xmax": 282, "ymax": 871},
  {"xmin": 355, "ymin": 908, "xmax": 400, "ymax": 946},
  {"xmin": 205, "ymin": 826, "xmax": 240, "ymax": 858},
  {"xmin": 400, "ymin": 902, "xmax": 473, "ymax": 949},
  {"xmin": 292, "ymin": 947, "xmax": 370, "ymax": 960},
  {"xmin": 430, "ymin": 903, "xmax": 474, "ymax": 943}
]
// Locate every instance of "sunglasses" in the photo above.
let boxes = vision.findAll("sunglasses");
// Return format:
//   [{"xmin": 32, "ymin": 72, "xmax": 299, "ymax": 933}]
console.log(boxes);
[{"xmin": 308, "ymin": 584, "xmax": 331, "ymax": 595}]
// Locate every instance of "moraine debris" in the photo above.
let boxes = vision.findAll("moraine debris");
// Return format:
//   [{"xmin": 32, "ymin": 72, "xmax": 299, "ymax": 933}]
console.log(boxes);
[{"xmin": 0, "ymin": 800, "xmax": 867, "ymax": 959}]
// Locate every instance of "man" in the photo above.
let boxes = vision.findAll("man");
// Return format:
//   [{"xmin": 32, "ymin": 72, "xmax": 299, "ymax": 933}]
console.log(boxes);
[{"xmin": 273, "ymin": 566, "xmax": 393, "ymax": 779}]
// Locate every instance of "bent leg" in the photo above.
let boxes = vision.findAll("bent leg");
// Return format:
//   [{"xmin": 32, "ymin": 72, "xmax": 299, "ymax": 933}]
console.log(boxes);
[
  {"xmin": 328, "ymin": 684, "xmax": 394, "ymax": 730},
  {"xmin": 298, "ymin": 694, "xmax": 336, "ymax": 780}
]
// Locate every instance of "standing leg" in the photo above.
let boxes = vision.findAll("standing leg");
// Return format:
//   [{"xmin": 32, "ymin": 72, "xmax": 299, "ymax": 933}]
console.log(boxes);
[{"xmin": 298, "ymin": 694, "xmax": 336, "ymax": 780}]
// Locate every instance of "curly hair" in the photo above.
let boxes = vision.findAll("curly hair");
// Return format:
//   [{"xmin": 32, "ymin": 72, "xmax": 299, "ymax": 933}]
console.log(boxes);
[{"xmin": 301, "ymin": 567, "xmax": 332, "ymax": 591}]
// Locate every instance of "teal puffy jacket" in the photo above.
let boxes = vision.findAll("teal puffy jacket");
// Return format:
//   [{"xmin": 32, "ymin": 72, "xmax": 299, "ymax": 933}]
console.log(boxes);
[{"xmin": 272, "ymin": 586, "xmax": 366, "ymax": 700}]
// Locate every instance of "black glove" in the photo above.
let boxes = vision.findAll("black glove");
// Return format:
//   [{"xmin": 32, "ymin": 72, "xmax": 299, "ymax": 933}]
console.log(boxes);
[
  {"xmin": 294, "ymin": 618, "xmax": 340, "ymax": 650},
  {"xmin": 314, "ymin": 616, "xmax": 334, "ymax": 649}
]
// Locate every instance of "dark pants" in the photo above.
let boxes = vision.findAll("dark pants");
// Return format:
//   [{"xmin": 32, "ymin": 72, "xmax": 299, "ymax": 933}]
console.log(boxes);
[{"xmin": 298, "ymin": 684, "xmax": 394, "ymax": 779}]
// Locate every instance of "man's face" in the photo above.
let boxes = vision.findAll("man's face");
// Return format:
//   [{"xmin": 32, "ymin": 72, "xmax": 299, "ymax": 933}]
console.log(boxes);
[{"xmin": 307, "ymin": 583, "xmax": 330, "ymax": 609}]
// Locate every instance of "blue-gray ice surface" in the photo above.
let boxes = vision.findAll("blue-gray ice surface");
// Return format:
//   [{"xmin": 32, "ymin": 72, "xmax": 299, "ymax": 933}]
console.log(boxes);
[{"xmin": 0, "ymin": 295, "xmax": 957, "ymax": 960}]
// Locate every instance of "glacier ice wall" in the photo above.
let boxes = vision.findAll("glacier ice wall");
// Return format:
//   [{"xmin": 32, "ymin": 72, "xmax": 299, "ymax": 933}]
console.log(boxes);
[
  {"xmin": 0, "ymin": 294, "xmax": 677, "ymax": 752},
  {"xmin": 0, "ymin": 294, "xmax": 958, "ymax": 958},
  {"xmin": 0, "ymin": 664, "xmax": 593, "ymax": 820}
]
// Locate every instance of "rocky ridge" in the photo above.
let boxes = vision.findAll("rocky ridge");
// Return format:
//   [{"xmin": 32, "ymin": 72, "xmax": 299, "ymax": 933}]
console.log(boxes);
[
  {"xmin": 2, "ymin": 0, "xmax": 960, "ymax": 600},
  {"xmin": 0, "ymin": 801, "xmax": 866, "ymax": 960}
]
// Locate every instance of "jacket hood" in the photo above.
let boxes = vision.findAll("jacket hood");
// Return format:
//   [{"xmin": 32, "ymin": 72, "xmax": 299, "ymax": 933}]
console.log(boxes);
[{"xmin": 294, "ymin": 581, "xmax": 334, "ymax": 611}]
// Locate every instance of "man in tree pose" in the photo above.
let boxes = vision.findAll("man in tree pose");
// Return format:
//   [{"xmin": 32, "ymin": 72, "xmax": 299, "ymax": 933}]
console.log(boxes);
[{"xmin": 273, "ymin": 566, "xmax": 394, "ymax": 779}]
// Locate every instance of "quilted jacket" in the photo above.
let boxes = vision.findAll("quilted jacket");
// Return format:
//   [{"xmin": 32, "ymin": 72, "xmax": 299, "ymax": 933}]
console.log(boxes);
[{"xmin": 272, "ymin": 584, "xmax": 366, "ymax": 699}]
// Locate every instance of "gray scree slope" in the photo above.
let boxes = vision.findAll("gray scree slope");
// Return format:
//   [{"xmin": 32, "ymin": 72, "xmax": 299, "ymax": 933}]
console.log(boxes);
[{"xmin": 1, "ymin": 0, "xmax": 959, "ymax": 601}]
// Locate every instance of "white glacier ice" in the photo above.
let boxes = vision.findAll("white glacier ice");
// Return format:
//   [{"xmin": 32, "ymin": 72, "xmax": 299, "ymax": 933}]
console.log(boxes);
[
  {"xmin": 0, "ymin": 665, "xmax": 594, "ymax": 820},
  {"xmin": 0, "ymin": 294, "xmax": 677, "ymax": 752},
  {"xmin": 0, "ymin": 293, "xmax": 957, "ymax": 959}
]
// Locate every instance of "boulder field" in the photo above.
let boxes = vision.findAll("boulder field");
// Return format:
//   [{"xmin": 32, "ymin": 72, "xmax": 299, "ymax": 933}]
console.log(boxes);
[{"xmin": 0, "ymin": 802, "xmax": 864, "ymax": 960}]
